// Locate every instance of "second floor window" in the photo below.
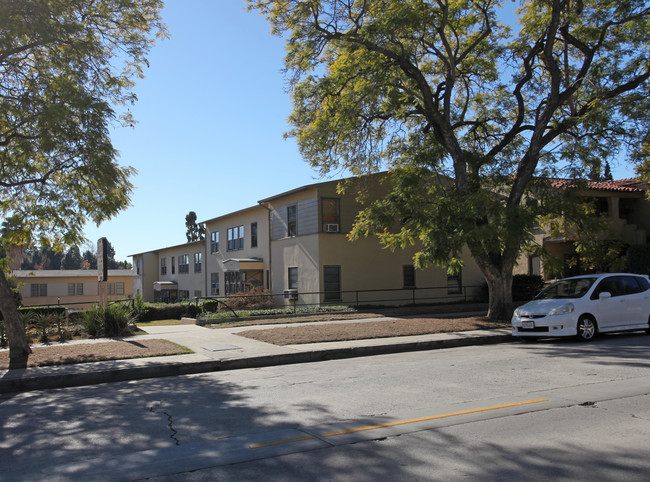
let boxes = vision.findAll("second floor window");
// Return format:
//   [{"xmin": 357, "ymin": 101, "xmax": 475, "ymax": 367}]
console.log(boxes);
[
  {"xmin": 251, "ymin": 222, "xmax": 258, "ymax": 248},
  {"xmin": 171, "ymin": 256, "xmax": 175, "ymax": 274},
  {"xmin": 179, "ymin": 254, "xmax": 190, "ymax": 274},
  {"xmin": 287, "ymin": 205, "xmax": 297, "ymax": 237},
  {"xmin": 322, "ymin": 198, "xmax": 340, "ymax": 232},
  {"xmin": 194, "ymin": 252, "xmax": 202, "ymax": 273},
  {"xmin": 227, "ymin": 226, "xmax": 244, "ymax": 251},
  {"xmin": 211, "ymin": 231, "xmax": 219, "ymax": 253},
  {"xmin": 161, "ymin": 258, "xmax": 167, "ymax": 275}
]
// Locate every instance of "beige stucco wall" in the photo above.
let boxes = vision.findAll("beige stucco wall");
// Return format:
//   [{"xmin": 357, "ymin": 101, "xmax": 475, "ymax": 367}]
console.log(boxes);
[
  {"xmin": 271, "ymin": 234, "xmax": 320, "ymax": 306},
  {"xmin": 14, "ymin": 270, "xmax": 135, "ymax": 307},
  {"xmin": 203, "ymin": 205, "xmax": 270, "ymax": 296},
  {"xmin": 132, "ymin": 252, "xmax": 160, "ymax": 301},
  {"xmin": 263, "ymin": 177, "xmax": 486, "ymax": 308},
  {"xmin": 154, "ymin": 241, "xmax": 206, "ymax": 299}
]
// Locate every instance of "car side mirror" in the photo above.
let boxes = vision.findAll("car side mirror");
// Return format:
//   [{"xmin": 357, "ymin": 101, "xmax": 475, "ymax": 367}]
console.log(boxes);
[{"xmin": 599, "ymin": 291, "xmax": 612, "ymax": 300}]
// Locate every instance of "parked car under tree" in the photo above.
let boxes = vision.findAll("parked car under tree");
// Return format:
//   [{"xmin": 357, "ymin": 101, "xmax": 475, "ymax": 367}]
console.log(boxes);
[{"xmin": 511, "ymin": 273, "xmax": 650, "ymax": 341}]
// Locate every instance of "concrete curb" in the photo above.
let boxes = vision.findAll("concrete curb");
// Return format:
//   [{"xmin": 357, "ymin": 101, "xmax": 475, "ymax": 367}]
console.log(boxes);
[{"xmin": 0, "ymin": 333, "xmax": 512, "ymax": 394}]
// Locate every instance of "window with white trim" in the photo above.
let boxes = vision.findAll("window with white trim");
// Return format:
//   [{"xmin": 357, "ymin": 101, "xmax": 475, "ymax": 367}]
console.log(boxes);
[
  {"xmin": 227, "ymin": 226, "xmax": 244, "ymax": 251},
  {"xmin": 68, "ymin": 283, "xmax": 83, "ymax": 296},
  {"xmin": 107, "ymin": 282, "xmax": 125, "ymax": 296},
  {"xmin": 179, "ymin": 254, "xmax": 190, "ymax": 274},
  {"xmin": 194, "ymin": 252, "xmax": 202, "ymax": 273},
  {"xmin": 30, "ymin": 283, "xmax": 47, "ymax": 297},
  {"xmin": 211, "ymin": 272, "xmax": 219, "ymax": 295}
]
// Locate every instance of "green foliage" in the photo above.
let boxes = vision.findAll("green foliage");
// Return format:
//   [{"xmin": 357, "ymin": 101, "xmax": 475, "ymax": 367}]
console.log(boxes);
[
  {"xmin": 136, "ymin": 302, "xmax": 199, "ymax": 322},
  {"xmin": 81, "ymin": 304, "xmax": 135, "ymax": 338},
  {"xmin": 197, "ymin": 305, "xmax": 354, "ymax": 325},
  {"xmin": 249, "ymin": 0, "xmax": 650, "ymax": 319},
  {"xmin": 0, "ymin": 306, "xmax": 67, "ymax": 322},
  {"xmin": 0, "ymin": 0, "xmax": 166, "ymax": 250},
  {"xmin": 131, "ymin": 294, "xmax": 148, "ymax": 321},
  {"xmin": 221, "ymin": 288, "xmax": 276, "ymax": 311},
  {"xmin": 200, "ymin": 300, "xmax": 222, "ymax": 313},
  {"xmin": 575, "ymin": 239, "xmax": 628, "ymax": 273},
  {"xmin": 185, "ymin": 211, "xmax": 205, "ymax": 242}
]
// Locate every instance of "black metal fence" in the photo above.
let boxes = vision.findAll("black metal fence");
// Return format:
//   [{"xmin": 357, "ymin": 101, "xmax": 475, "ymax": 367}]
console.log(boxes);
[{"xmin": 12, "ymin": 284, "xmax": 487, "ymax": 316}]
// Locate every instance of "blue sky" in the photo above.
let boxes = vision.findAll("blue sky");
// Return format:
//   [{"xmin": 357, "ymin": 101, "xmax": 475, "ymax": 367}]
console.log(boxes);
[
  {"xmin": 85, "ymin": 1, "xmax": 636, "ymax": 262},
  {"xmin": 84, "ymin": 1, "xmax": 321, "ymax": 261}
]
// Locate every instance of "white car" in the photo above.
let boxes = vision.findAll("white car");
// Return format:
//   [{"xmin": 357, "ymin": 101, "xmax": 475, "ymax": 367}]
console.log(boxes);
[{"xmin": 511, "ymin": 273, "xmax": 650, "ymax": 341}]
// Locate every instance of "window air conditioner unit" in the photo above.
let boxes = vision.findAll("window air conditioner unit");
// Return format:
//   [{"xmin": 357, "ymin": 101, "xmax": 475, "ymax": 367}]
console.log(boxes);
[
  {"xmin": 284, "ymin": 289, "xmax": 298, "ymax": 301},
  {"xmin": 324, "ymin": 223, "xmax": 340, "ymax": 233}
]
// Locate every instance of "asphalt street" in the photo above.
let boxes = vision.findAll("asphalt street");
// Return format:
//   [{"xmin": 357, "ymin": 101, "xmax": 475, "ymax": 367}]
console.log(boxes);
[{"xmin": 1, "ymin": 332, "xmax": 649, "ymax": 480}]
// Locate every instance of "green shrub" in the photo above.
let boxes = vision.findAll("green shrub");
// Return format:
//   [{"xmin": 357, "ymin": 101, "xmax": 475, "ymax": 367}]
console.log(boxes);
[
  {"xmin": 200, "ymin": 299, "xmax": 222, "ymax": 313},
  {"xmin": 137, "ymin": 302, "xmax": 199, "ymax": 322},
  {"xmin": 223, "ymin": 288, "xmax": 275, "ymax": 311},
  {"xmin": 131, "ymin": 294, "xmax": 148, "ymax": 321},
  {"xmin": 82, "ymin": 304, "xmax": 135, "ymax": 338},
  {"xmin": 196, "ymin": 304, "xmax": 354, "ymax": 325},
  {"xmin": 512, "ymin": 274, "xmax": 545, "ymax": 301}
]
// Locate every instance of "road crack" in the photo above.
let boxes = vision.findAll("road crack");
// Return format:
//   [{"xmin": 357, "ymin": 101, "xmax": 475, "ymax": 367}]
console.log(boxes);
[{"xmin": 149, "ymin": 402, "xmax": 180, "ymax": 445}]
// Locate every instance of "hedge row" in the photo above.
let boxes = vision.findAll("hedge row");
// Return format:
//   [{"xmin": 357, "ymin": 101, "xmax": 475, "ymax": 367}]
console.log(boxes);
[{"xmin": 136, "ymin": 302, "xmax": 200, "ymax": 322}]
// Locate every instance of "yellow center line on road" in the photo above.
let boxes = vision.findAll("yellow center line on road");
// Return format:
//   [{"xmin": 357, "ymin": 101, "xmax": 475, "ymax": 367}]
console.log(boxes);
[{"xmin": 249, "ymin": 398, "xmax": 548, "ymax": 449}]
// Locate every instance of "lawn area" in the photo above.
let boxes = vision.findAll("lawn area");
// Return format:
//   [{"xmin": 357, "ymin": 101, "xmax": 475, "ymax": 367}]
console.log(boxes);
[{"xmin": 136, "ymin": 319, "xmax": 185, "ymax": 327}]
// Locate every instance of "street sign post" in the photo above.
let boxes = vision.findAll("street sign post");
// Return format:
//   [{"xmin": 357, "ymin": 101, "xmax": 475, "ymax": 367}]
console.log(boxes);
[{"xmin": 98, "ymin": 237, "xmax": 108, "ymax": 306}]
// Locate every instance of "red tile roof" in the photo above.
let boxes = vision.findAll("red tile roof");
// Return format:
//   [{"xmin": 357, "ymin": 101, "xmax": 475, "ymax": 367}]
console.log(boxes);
[{"xmin": 548, "ymin": 178, "xmax": 647, "ymax": 193}]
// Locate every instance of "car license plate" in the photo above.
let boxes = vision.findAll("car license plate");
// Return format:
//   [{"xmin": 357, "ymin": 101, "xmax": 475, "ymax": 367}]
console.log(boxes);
[{"xmin": 522, "ymin": 321, "xmax": 535, "ymax": 329}]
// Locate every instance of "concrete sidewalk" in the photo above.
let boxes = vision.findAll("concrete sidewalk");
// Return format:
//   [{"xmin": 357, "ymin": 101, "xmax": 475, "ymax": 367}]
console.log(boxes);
[{"xmin": 0, "ymin": 315, "xmax": 513, "ymax": 394}]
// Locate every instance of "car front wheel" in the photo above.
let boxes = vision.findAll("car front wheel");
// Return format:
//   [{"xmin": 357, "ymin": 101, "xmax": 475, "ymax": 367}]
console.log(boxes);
[{"xmin": 577, "ymin": 316, "xmax": 598, "ymax": 342}]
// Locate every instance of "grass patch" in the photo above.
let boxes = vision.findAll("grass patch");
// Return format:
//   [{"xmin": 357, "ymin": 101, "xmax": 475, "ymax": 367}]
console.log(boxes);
[{"xmin": 136, "ymin": 319, "xmax": 184, "ymax": 327}]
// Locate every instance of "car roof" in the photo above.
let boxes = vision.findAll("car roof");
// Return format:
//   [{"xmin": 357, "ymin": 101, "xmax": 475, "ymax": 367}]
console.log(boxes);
[{"xmin": 562, "ymin": 273, "xmax": 648, "ymax": 281}]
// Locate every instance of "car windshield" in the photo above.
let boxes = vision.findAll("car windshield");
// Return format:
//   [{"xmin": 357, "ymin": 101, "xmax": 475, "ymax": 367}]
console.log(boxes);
[{"xmin": 535, "ymin": 277, "xmax": 597, "ymax": 300}]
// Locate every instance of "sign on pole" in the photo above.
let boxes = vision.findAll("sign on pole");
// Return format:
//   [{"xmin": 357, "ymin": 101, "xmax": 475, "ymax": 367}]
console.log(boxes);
[{"xmin": 97, "ymin": 237, "xmax": 108, "ymax": 282}]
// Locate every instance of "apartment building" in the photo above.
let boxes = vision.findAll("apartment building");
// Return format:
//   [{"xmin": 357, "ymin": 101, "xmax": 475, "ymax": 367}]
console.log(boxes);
[
  {"xmin": 13, "ymin": 269, "xmax": 136, "ymax": 308},
  {"xmin": 131, "ymin": 174, "xmax": 485, "ymax": 305},
  {"xmin": 514, "ymin": 178, "xmax": 650, "ymax": 279},
  {"xmin": 132, "ymin": 240, "xmax": 206, "ymax": 303},
  {"xmin": 132, "ymin": 175, "xmax": 650, "ymax": 305}
]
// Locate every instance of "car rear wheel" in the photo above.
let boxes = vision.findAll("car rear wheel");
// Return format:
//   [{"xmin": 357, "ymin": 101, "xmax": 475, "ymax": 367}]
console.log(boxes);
[{"xmin": 577, "ymin": 316, "xmax": 597, "ymax": 342}]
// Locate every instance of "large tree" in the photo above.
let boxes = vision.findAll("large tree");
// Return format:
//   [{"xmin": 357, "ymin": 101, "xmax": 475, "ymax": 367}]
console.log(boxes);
[
  {"xmin": 249, "ymin": 0, "xmax": 650, "ymax": 320},
  {"xmin": 0, "ymin": 0, "xmax": 165, "ymax": 368}
]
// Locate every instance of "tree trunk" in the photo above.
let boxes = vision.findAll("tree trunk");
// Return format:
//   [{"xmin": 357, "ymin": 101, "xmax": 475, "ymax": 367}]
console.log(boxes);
[
  {"xmin": 468, "ymin": 243, "xmax": 517, "ymax": 321},
  {"xmin": 484, "ymin": 269, "xmax": 514, "ymax": 321},
  {"xmin": 0, "ymin": 269, "xmax": 31, "ymax": 369}
]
